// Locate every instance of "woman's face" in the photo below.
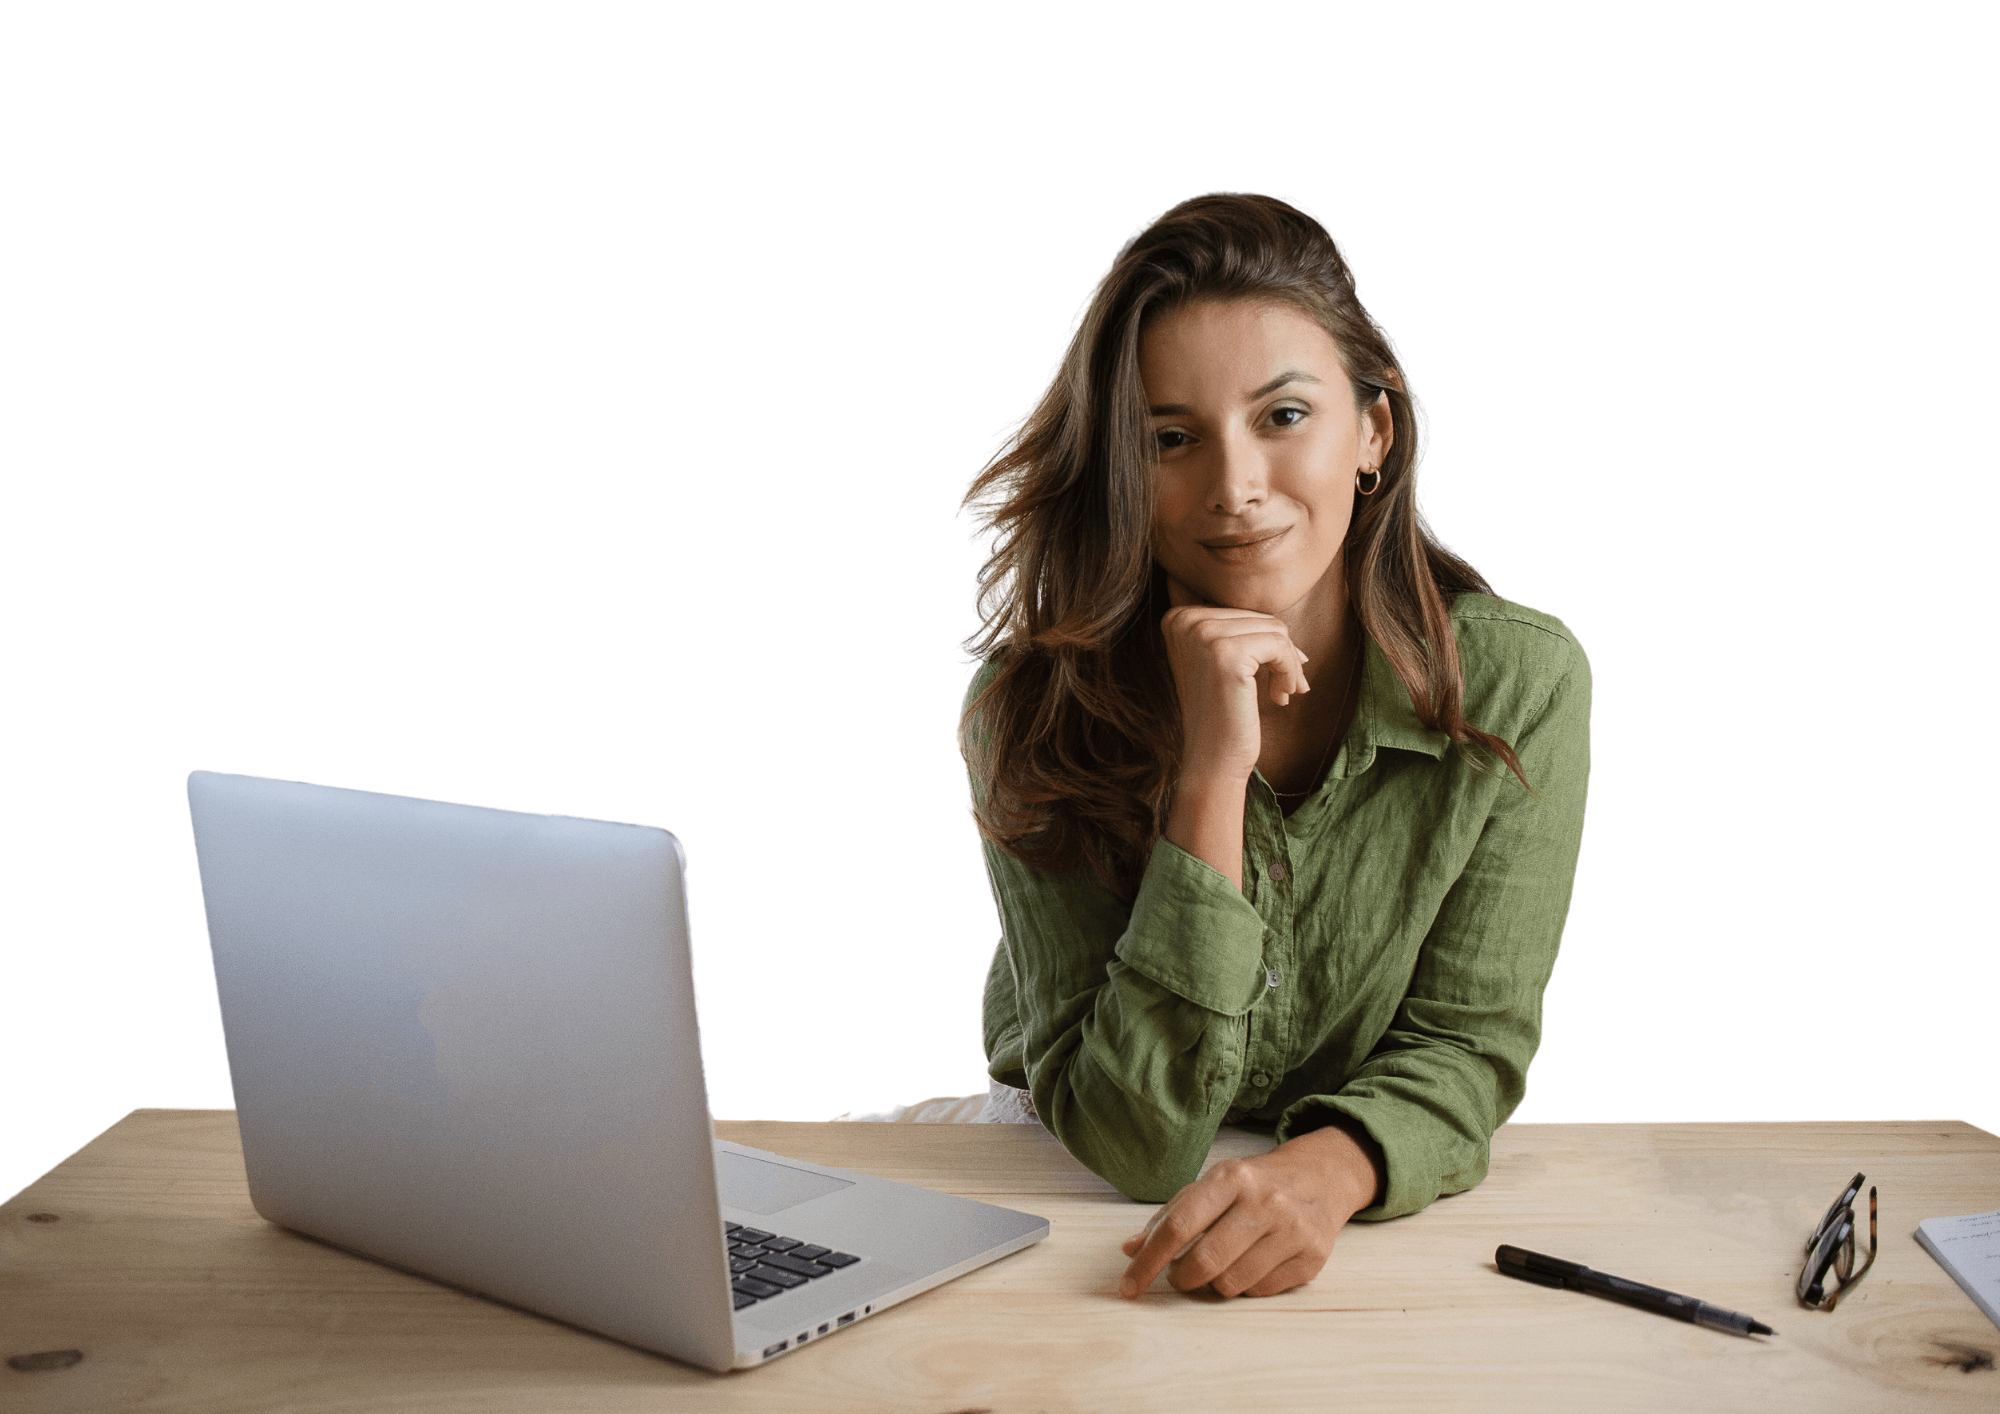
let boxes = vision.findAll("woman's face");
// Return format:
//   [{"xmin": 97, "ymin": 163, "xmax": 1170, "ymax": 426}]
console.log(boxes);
[{"xmin": 1141, "ymin": 298, "xmax": 1391, "ymax": 618}]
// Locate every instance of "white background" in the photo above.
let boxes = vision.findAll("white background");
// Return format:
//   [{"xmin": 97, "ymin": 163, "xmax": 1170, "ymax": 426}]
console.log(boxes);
[{"xmin": 4, "ymin": 2, "xmax": 1995, "ymax": 1204}]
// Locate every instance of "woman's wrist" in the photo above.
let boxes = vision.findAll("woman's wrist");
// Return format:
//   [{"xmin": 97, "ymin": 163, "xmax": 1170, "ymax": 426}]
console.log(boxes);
[
  {"xmin": 1284, "ymin": 1120, "xmax": 1386, "ymax": 1215},
  {"xmin": 1164, "ymin": 771, "xmax": 1248, "ymax": 888}
]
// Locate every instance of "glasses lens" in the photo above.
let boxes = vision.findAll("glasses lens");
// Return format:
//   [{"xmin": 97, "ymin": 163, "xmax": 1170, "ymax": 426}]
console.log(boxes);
[
  {"xmin": 1798, "ymin": 1216, "xmax": 1848, "ymax": 1304},
  {"xmin": 1801, "ymin": 1176, "xmax": 1878, "ymax": 1310},
  {"xmin": 1808, "ymin": 1173, "xmax": 1866, "ymax": 1253}
]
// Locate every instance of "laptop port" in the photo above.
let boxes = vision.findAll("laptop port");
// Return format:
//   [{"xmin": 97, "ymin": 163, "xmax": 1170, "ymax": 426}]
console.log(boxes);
[
  {"xmin": 817, "ymin": 1323, "xmax": 829, "ymax": 1335},
  {"xmin": 762, "ymin": 1341, "xmax": 787, "ymax": 1358},
  {"xmin": 797, "ymin": 1331, "xmax": 809, "ymax": 1343},
  {"xmin": 837, "ymin": 1312, "xmax": 854, "ymax": 1326}
]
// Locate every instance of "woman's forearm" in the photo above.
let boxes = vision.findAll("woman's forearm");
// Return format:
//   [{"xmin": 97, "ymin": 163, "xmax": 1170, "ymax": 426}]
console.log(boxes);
[{"xmin": 984, "ymin": 830, "xmax": 1269, "ymax": 1202}]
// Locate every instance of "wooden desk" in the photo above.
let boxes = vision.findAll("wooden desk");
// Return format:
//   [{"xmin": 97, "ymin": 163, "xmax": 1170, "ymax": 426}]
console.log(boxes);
[{"xmin": 4, "ymin": 1111, "xmax": 1996, "ymax": 1411}]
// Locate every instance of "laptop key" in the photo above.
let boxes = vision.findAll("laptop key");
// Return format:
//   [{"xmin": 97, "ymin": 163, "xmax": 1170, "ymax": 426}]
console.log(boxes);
[
  {"xmin": 732, "ymin": 1292, "xmax": 759, "ymax": 1310},
  {"xmin": 748, "ymin": 1264, "xmax": 807, "ymax": 1289},
  {"xmin": 733, "ymin": 1275, "xmax": 783, "ymax": 1299},
  {"xmin": 792, "ymin": 1245, "xmax": 830, "ymax": 1261},
  {"xmin": 724, "ymin": 1222, "xmax": 742, "ymax": 1234},
  {"xmin": 733, "ymin": 1227, "xmax": 774, "ymax": 1244},
  {"xmin": 817, "ymin": 1252, "xmax": 859, "ymax": 1268},
  {"xmin": 729, "ymin": 1256, "xmax": 757, "ymax": 1274},
  {"xmin": 729, "ymin": 1241, "xmax": 769, "ymax": 1258},
  {"xmin": 760, "ymin": 1236, "xmax": 802, "ymax": 1253},
  {"xmin": 760, "ymin": 1252, "xmax": 833, "ymax": 1279}
]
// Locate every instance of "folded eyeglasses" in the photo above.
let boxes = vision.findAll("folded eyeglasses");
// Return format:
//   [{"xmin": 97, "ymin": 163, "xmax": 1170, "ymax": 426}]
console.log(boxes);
[{"xmin": 1797, "ymin": 1172, "xmax": 1877, "ymax": 1310}]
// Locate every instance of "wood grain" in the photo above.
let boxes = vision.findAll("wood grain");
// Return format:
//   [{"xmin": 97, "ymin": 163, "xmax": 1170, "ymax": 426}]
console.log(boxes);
[{"xmin": 3, "ymin": 1111, "xmax": 1996, "ymax": 1412}]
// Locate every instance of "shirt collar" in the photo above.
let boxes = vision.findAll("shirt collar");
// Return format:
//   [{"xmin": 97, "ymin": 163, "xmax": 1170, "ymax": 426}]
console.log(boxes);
[{"xmin": 1340, "ymin": 637, "xmax": 1450, "ymax": 776}]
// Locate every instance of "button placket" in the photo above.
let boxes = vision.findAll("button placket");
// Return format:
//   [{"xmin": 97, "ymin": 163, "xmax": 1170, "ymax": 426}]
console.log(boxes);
[
  {"xmin": 1248, "ymin": 796, "xmax": 1297, "ymax": 1112},
  {"xmin": 1242, "ymin": 793, "xmax": 1294, "ymax": 1112}
]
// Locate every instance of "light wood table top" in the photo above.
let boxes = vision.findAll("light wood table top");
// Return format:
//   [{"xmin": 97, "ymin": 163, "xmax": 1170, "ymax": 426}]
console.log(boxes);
[{"xmin": 4, "ymin": 1111, "xmax": 1997, "ymax": 1411}]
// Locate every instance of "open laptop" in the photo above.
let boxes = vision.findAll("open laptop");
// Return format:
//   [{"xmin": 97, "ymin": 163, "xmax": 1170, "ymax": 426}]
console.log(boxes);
[{"xmin": 186, "ymin": 770, "xmax": 1048, "ymax": 1371}]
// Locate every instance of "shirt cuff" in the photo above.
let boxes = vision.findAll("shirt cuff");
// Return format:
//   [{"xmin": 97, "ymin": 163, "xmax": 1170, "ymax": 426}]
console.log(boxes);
[{"xmin": 1113, "ymin": 837, "xmax": 1271, "ymax": 1016}]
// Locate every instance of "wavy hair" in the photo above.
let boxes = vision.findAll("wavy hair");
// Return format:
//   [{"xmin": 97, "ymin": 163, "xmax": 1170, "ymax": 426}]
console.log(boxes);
[{"xmin": 963, "ymin": 193, "xmax": 1523, "ymax": 897}]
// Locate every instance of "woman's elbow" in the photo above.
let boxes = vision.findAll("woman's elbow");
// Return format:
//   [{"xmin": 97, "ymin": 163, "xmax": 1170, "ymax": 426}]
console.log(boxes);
[{"xmin": 1035, "ymin": 1087, "xmax": 1209, "ymax": 1201}]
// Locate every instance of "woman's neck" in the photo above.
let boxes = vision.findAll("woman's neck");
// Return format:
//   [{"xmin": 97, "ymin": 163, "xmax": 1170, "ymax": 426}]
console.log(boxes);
[{"xmin": 1275, "ymin": 555, "xmax": 1355, "ymax": 688}]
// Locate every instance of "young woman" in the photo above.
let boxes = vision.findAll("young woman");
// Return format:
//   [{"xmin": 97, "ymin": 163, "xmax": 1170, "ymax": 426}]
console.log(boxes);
[{"xmin": 961, "ymin": 194, "xmax": 1590, "ymax": 1302}]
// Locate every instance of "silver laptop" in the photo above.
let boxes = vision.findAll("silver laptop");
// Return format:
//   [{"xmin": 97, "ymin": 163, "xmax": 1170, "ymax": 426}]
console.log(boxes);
[{"xmin": 187, "ymin": 770, "xmax": 1048, "ymax": 1370}]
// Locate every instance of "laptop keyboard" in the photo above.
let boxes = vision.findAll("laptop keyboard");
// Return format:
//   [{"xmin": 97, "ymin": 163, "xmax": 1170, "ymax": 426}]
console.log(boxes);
[{"xmin": 725, "ymin": 1221, "xmax": 862, "ymax": 1310}]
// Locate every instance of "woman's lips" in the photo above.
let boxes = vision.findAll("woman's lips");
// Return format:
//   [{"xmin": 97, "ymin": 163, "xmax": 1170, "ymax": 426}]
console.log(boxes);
[{"xmin": 1198, "ymin": 525, "xmax": 1291, "ymax": 564}]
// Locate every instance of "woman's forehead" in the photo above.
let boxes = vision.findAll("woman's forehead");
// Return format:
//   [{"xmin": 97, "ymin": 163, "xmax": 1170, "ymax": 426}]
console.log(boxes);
[{"xmin": 1140, "ymin": 299, "xmax": 1343, "ymax": 400}]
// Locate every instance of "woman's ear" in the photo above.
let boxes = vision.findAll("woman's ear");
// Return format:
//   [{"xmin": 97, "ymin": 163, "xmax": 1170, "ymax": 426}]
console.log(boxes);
[{"xmin": 1363, "ymin": 390, "xmax": 1394, "ymax": 468}]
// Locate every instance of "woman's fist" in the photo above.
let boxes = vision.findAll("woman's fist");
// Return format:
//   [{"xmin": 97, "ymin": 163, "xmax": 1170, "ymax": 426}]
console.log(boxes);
[{"xmin": 1159, "ymin": 575, "xmax": 1309, "ymax": 787}]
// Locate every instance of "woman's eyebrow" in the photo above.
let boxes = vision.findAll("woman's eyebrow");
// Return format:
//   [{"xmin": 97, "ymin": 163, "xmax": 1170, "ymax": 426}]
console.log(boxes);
[
  {"xmin": 1247, "ymin": 369, "xmax": 1320, "ymax": 398},
  {"xmin": 1148, "ymin": 369, "xmax": 1321, "ymax": 417}
]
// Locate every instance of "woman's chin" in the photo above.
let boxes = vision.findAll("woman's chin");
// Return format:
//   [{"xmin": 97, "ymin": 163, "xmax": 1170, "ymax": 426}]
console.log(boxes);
[{"xmin": 1199, "ymin": 574, "xmax": 1317, "ymax": 618}]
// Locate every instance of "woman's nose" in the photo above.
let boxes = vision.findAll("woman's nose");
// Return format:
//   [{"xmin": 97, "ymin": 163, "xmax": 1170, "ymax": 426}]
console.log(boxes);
[{"xmin": 1206, "ymin": 431, "xmax": 1266, "ymax": 515}]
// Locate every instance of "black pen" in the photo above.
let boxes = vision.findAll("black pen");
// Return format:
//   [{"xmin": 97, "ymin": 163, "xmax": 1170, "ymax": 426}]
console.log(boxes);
[{"xmin": 1495, "ymin": 1245, "xmax": 1774, "ymax": 1337}]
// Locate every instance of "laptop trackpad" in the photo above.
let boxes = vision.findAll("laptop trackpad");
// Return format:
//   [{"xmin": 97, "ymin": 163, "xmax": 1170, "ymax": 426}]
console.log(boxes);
[{"xmin": 716, "ymin": 1150, "xmax": 855, "ymax": 1216}]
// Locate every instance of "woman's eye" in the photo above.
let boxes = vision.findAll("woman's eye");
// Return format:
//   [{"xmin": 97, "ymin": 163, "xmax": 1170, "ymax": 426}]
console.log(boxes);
[
  {"xmin": 1268, "ymin": 406, "xmax": 1307, "ymax": 428},
  {"xmin": 1156, "ymin": 428, "xmax": 1192, "ymax": 450}
]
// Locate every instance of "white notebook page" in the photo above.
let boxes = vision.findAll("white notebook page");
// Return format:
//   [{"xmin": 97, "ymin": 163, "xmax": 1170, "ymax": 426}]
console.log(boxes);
[{"xmin": 1915, "ymin": 1208, "xmax": 2000, "ymax": 1331}]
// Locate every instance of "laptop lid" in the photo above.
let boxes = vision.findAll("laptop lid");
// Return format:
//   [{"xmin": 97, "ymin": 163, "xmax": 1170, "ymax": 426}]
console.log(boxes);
[{"xmin": 187, "ymin": 770, "xmax": 737, "ymax": 1369}]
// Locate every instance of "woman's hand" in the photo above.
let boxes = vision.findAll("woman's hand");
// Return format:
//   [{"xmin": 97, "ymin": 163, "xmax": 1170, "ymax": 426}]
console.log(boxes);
[
  {"xmin": 1159, "ymin": 576, "xmax": 1309, "ymax": 788},
  {"xmin": 1117, "ymin": 1123, "xmax": 1385, "ymax": 1300},
  {"xmin": 1158, "ymin": 575, "xmax": 1308, "ymax": 888}
]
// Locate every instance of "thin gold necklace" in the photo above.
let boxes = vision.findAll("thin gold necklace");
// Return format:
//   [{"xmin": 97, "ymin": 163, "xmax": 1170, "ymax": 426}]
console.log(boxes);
[{"xmin": 1269, "ymin": 632, "xmax": 1364, "ymax": 799}]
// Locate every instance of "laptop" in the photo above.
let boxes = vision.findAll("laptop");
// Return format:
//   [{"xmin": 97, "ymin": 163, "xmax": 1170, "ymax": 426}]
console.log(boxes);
[{"xmin": 186, "ymin": 770, "xmax": 1048, "ymax": 1371}]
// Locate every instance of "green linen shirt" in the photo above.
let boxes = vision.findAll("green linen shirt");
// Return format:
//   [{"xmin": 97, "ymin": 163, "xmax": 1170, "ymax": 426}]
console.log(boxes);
[{"xmin": 971, "ymin": 593, "xmax": 1590, "ymax": 1219}]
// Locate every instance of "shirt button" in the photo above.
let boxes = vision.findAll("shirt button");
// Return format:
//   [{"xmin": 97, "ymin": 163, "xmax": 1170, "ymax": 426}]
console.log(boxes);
[
  {"xmin": 1268, "ymin": 860, "xmax": 1288, "ymax": 882},
  {"xmin": 1251, "ymin": 1071, "xmax": 1271, "ymax": 1089}
]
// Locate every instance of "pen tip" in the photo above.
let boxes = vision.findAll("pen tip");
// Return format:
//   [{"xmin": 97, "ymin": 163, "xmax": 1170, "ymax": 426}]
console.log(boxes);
[{"xmin": 1748, "ymin": 1321, "xmax": 1773, "ymax": 1336}]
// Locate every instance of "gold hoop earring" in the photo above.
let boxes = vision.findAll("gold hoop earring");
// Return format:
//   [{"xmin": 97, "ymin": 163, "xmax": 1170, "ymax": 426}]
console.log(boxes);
[{"xmin": 1355, "ymin": 466, "xmax": 1382, "ymax": 495}]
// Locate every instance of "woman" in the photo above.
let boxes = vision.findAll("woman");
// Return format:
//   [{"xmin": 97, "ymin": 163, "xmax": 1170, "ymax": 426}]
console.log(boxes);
[{"xmin": 961, "ymin": 194, "xmax": 1590, "ymax": 1302}]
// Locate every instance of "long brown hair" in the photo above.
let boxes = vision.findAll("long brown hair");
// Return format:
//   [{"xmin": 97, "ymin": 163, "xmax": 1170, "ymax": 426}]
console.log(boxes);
[{"xmin": 963, "ymin": 193, "xmax": 1522, "ymax": 897}]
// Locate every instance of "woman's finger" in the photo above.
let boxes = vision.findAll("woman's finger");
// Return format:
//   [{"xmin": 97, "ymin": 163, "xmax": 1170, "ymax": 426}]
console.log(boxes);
[
  {"xmin": 1200, "ymin": 1228, "xmax": 1308, "ymax": 1299},
  {"xmin": 1235, "ymin": 1248, "xmax": 1328, "ymax": 1299},
  {"xmin": 1175, "ymin": 619, "xmax": 1300, "ymax": 660},
  {"xmin": 1161, "ymin": 608, "xmax": 1308, "ymax": 689},
  {"xmin": 1164, "ymin": 1198, "xmax": 1272, "ymax": 1293},
  {"xmin": 1118, "ymin": 1171, "xmax": 1244, "ymax": 1298},
  {"xmin": 1170, "ymin": 629, "xmax": 1304, "ymax": 702},
  {"xmin": 1162, "ymin": 605, "xmax": 1289, "ymax": 632}
]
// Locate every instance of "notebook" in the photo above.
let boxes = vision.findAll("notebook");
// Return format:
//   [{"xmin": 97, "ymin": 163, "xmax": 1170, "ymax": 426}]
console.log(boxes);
[{"xmin": 1915, "ymin": 1208, "xmax": 2000, "ymax": 1332}]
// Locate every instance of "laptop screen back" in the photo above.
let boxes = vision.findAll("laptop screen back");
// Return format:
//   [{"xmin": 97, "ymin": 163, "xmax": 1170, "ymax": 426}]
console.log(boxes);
[{"xmin": 188, "ymin": 771, "xmax": 736, "ymax": 1368}]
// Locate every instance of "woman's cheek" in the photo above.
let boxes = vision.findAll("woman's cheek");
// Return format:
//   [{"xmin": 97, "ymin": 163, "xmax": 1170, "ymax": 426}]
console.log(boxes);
[{"xmin": 1154, "ymin": 475, "xmax": 1194, "ymax": 524}]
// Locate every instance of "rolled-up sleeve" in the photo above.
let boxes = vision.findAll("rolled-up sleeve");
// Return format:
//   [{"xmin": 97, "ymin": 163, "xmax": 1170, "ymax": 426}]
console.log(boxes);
[
  {"xmin": 1277, "ymin": 643, "xmax": 1591, "ymax": 1219},
  {"xmin": 982, "ymin": 833, "xmax": 1270, "ymax": 1201}
]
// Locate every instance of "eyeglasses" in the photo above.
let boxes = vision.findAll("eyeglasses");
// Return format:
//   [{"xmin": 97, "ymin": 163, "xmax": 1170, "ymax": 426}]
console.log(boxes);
[{"xmin": 1797, "ymin": 1172, "xmax": 1877, "ymax": 1310}]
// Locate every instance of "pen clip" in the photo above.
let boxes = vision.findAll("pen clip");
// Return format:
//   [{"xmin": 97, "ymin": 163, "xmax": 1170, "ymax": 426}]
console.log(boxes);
[
  {"xmin": 1496, "ymin": 1244, "xmax": 1575, "ymax": 1289},
  {"xmin": 1496, "ymin": 1260, "xmax": 1569, "ymax": 1289}
]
